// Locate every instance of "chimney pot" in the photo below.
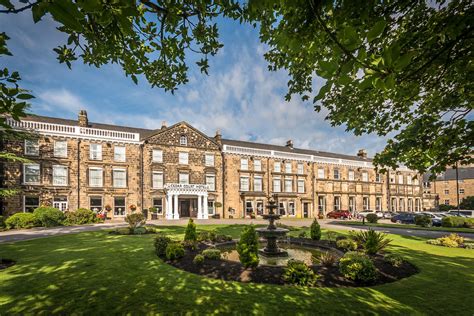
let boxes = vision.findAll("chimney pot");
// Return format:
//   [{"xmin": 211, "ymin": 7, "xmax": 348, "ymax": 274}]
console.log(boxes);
[
  {"xmin": 161, "ymin": 121, "xmax": 167, "ymax": 129},
  {"xmin": 357, "ymin": 149, "xmax": 368, "ymax": 158},
  {"xmin": 214, "ymin": 129, "xmax": 222, "ymax": 144},
  {"xmin": 286, "ymin": 139, "xmax": 294, "ymax": 149},
  {"xmin": 78, "ymin": 110, "xmax": 88, "ymax": 127}
]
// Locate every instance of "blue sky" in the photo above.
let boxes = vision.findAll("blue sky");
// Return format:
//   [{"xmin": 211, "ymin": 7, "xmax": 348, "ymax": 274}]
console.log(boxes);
[{"xmin": 2, "ymin": 11, "xmax": 389, "ymax": 156}]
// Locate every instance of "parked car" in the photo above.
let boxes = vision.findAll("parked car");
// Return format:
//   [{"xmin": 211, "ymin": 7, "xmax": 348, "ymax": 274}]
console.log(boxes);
[
  {"xmin": 357, "ymin": 210, "xmax": 376, "ymax": 219},
  {"xmin": 326, "ymin": 210, "xmax": 352, "ymax": 219},
  {"xmin": 391, "ymin": 212, "xmax": 417, "ymax": 224},
  {"xmin": 419, "ymin": 212, "xmax": 443, "ymax": 227},
  {"xmin": 382, "ymin": 212, "xmax": 396, "ymax": 219},
  {"xmin": 447, "ymin": 210, "xmax": 474, "ymax": 218}
]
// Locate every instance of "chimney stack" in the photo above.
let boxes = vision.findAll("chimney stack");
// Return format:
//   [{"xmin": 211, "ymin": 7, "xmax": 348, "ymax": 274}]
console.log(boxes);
[
  {"xmin": 214, "ymin": 130, "xmax": 222, "ymax": 145},
  {"xmin": 161, "ymin": 121, "xmax": 167, "ymax": 129},
  {"xmin": 78, "ymin": 110, "xmax": 88, "ymax": 127},
  {"xmin": 286, "ymin": 139, "xmax": 294, "ymax": 149},
  {"xmin": 357, "ymin": 149, "xmax": 368, "ymax": 158}
]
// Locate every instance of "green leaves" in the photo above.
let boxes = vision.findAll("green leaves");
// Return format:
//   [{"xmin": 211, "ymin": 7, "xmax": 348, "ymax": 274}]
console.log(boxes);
[
  {"xmin": 48, "ymin": 0, "xmax": 84, "ymax": 32},
  {"xmin": 367, "ymin": 20, "xmax": 386, "ymax": 42}
]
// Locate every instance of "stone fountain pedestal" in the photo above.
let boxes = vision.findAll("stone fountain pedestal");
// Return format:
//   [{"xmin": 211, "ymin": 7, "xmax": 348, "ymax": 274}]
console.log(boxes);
[{"xmin": 256, "ymin": 198, "xmax": 289, "ymax": 257}]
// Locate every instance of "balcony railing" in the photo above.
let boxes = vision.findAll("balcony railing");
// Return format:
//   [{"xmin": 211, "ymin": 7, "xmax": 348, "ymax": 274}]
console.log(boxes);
[{"xmin": 7, "ymin": 118, "xmax": 140, "ymax": 143}]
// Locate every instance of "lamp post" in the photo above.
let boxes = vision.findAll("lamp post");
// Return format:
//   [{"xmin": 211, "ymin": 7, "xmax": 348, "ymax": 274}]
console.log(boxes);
[{"xmin": 456, "ymin": 162, "xmax": 460, "ymax": 216}]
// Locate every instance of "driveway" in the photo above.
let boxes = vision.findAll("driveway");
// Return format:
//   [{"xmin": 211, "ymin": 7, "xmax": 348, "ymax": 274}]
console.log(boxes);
[{"xmin": 0, "ymin": 218, "xmax": 472, "ymax": 244}]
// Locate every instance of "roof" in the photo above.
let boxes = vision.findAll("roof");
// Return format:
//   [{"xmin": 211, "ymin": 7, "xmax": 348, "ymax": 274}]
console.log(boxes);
[
  {"xmin": 23, "ymin": 114, "xmax": 157, "ymax": 139},
  {"xmin": 425, "ymin": 167, "xmax": 474, "ymax": 181},
  {"xmin": 222, "ymin": 138, "xmax": 373, "ymax": 162}
]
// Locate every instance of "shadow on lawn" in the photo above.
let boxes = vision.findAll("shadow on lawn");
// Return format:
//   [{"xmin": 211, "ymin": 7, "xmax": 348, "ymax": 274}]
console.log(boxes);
[{"xmin": 0, "ymin": 228, "xmax": 473, "ymax": 314}]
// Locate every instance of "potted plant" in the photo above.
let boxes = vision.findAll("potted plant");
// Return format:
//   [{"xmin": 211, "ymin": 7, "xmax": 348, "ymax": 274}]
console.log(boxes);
[
  {"xmin": 149, "ymin": 207, "xmax": 158, "ymax": 220},
  {"xmin": 129, "ymin": 204, "xmax": 137, "ymax": 212},
  {"xmin": 105, "ymin": 204, "xmax": 112, "ymax": 212}
]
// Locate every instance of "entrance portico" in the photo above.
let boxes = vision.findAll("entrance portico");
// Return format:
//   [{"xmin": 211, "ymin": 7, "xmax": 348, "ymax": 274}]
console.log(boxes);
[{"xmin": 165, "ymin": 184, "xmax": 209, "ymax": 220}]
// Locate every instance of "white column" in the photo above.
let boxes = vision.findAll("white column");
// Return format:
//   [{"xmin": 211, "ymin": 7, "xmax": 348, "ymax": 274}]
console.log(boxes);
[
  {"xmin": 166, "ymin": 194, "xmax": 171, "ymax": 219},
  {"xmin": 203, "ymin": 195, "xmax": 208, "ymax": 219},
  {"xmin": 197, "ymin": 195, "xmax": 203, "ymax": 219},
  {"xmin": 173, "ymin": 194, "xmax": 179, "ymax": 219}
]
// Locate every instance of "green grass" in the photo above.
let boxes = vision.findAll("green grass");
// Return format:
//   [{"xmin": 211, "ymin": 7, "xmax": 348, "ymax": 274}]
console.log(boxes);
[
  {"xmin": 1, "ymin": 224, "xmax": 473, "ymax": 315},
  {"xmin": 334, "ymin": 221, "xmax": 474, "ymax": 234}
]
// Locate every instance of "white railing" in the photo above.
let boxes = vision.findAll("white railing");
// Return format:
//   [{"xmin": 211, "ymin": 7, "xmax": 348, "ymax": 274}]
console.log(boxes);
[{"xmin": 7, "ymin": 118, "xmax": 140, "ymax": 143}]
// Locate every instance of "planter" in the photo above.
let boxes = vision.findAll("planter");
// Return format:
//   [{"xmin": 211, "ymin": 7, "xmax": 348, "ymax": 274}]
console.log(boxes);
[{"xmin": 151, "ymin": 213, "xmax": 158, "ymax": 220}]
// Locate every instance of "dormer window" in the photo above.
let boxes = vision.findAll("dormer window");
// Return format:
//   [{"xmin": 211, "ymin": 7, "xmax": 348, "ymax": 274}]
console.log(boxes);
[{"xmin": 180, "ymin": 135, "xmax": 187, "ymax": 146}]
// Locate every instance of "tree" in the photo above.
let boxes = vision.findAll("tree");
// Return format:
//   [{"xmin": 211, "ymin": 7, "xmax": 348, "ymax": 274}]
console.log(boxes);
[
  {"xmin": 247, "ymin": 0, "xmax": 473, "ymax": 174},
  {"xmin": 1, "ymin": 0, "xmax": 472, "ymax": 175},
  {"xmin": 459, "ymin": 196, "xmax": 474, "ymax": 210}
]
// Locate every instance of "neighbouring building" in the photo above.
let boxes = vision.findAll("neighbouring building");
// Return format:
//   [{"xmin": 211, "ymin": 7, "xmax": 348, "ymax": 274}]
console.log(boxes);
[
  {"xmin": 423, "ymin": 166, "xmax": 474, "ymax": 210},
  {"xmin": 0, "ymin": 111, "xmax": 424, "ymax": 219}
]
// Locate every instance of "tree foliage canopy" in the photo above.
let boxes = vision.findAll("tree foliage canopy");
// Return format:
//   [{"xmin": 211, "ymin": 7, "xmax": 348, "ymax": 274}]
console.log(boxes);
[{"xmin": 0, "ymin": 0, "xmax": 472, "ymax": 175}]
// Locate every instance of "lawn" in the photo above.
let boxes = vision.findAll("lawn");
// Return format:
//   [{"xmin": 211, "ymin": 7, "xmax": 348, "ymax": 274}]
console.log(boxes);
[
  {"xmin": 334, "ymin": 220, "xmax": 474, "ymax": 234},
  {"xmin": 1, "ymin": 224, "xmax": 473, "ymax": 315}
]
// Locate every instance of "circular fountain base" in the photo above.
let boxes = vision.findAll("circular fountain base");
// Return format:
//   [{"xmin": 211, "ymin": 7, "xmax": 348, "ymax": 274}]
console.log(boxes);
[{"xmin": 258, "ymin": 248, "xmax": 289, "ymax": 257}]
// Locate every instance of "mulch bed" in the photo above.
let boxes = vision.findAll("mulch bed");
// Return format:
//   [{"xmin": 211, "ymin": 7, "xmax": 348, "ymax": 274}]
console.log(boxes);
[
  {"xmin": 167, "ymin": 240, "xmax": 418, "ymax": 287},
  {"xmin": 0, "ymin": 259, "xmax": 16, "ymax": 270}
]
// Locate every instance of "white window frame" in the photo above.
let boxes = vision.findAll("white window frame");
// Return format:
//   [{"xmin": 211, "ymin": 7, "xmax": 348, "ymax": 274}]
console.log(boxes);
[
  {"xmin": 152, "ymin": 171, "xmax": 164, "ymax": 189},
  {"xmin": 254, "ymin": 159, "xmax": 261, "ymax": 172},
  {"xmin": 152, "ymin": 149, "xmax": 163, "ymax": 163},
  {"xmin": 363, "ymin": 197, "xmax": 370, "ymax": 210},
  {"xmin": 288, "ymin": 201, "xmax": 295, "ymax": 216},
  {"xmin": 23, "ymin": 196, "xmax": 39, "ymax": 213},
  {"xmin": 240, "ymin": 158, "xmax": 248, "ymax": 170},
  {"xmin": 256, "ymin": 200, "xmax": 264, "ymax": 215},
  {"xmin": 253, "ymin": 176, "xmax": 263, "ymax": 192},
  {"xmin": 89, "ymin": 167, "xmax": 103, "ymax": 187},
  {"xmin": 180, "ymin": 135, "xmax": 187, "ymax": 146},
  {"xmin": 114, "ymin": 146, "xmax": 126, "ymax": 162},
  {"xmin": 53, "ymin": 197, "xmax": 68, "ymax": 212},
  {"xmin": 285, "ymin": 162, "xmax": 292, "ymax": 173},
  {"xmin": 459, "ymin": 188, "xmax": 464, "ymax": 194},
  {"xmin": 240, "ymin": 176, "xmax": 249, "ymax": 191},
  {"xmin": 349, "ymin": 196, "xmax": 356, "ymax": 212},
  {"xmin": 297, "ymin": 179, "xmax": 305, "ymax": 193},
  {"xmin": 52, "ymin": 165, "xmax": 68, "ymax": 186},
  {"xmin": 333, "ymin": 169, "xmax": 340, "ymax": 180},
  {"xmin": 348, "ymin": 170, "xmax": 355, "ymax": 181},
  {"xmin": 206, "ymin": 174, "xmax": 216, "ymax": 191},
  {"xmin": 23, "ymin": 163, "xmax": 40, "ymax": 184},
  {"xmin": 284, "ymin": 177, "xmax": 292, "ymax": 193},
  {"xmin": 407, "ymin": 176, "xmax": 412, "ymax": 185},
  {"xmin": 53, "ymin": 140, "xmax": 68, "ymax": 158},
  {"xmin": 375, "ymin": 197, "xmax": 381, "ymax": 211},
  {"xmin": 273, "ymin": 177, "xmax": 281, "ymax": 193},
  {"xmin": 334, "ymin": 196, "xmax": 341, "ymax": 211},
  {"xmin": 178, "ymin": 152, "xmax": 188, "ymax": 165},
  {"xmin": 318, "ymin": 196, "xmax": 326, "ymax": 213},
  {"xmin": 205, "ymin": 154, "xmax": 215, "ymax": 167},
  {"xmin": 24, "ymin": 139, "xmax": 39, "ymax": 156},
  {"xmin": 375, "ymin": 173, "xmax": 381, "ymax": 182},
  {"xmin": 114, "ymin": 196, "xmax": 126, "ymax": 216},
  {"xmin": 152, "ymin": 198, "xmax": 163, "ymax": 214},
  {"xmin": 297, "ymin": 163, "xmax": 304, "ymax": 175},
  {"xmin": 274, "ymin": 162, "xmax": 281, "ymax": 173},
  {"xmin": 179, "ymin": 173, "xmax": 189, "ymax": 184},
  {"xmin": 89, "ymin": 196, "xmax": 103, "ymax": 212},
  {"xmin": 362, "ymin": 171, "xmax": 369, "ymax": 182},
  {"xmin": 318, "ymin": 168, "xmax": 325, "ymax": 179},
  {"xmin": 207, "ymin": 200, "xmax": 215, "ymax": 215},
  {"xmin": 90, "ymin": 143, "xmax": 102, "ymax": 160},
  {"xmin": 398, "ymin": 174, "xmax": 404, "ymax": 184},
  {"xmin": 113, "ymin": 168, "xmax": 127, "ymax": 188}
]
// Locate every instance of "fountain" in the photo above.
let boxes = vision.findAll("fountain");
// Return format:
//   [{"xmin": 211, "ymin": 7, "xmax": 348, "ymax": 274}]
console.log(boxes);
[{"xmin": 256, "ymin": 197, "xmax": 289, "ymax": 257}]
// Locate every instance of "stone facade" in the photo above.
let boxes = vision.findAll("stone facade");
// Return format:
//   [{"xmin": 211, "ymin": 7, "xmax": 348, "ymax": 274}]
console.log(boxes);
[{"xmin": 0, "ymin": 111, "xmax": 424, "ymax": 219}]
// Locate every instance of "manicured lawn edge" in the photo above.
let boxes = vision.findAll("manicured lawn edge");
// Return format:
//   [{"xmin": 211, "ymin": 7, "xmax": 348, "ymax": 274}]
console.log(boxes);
[{"xmin": 333, "ymin": 221, "xmax": 474, "ymax": 234}]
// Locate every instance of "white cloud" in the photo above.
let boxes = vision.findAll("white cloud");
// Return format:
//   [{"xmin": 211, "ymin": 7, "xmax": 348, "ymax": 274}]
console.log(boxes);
[{"xmin": 37, "ymin": 89, "xmax": 88, "ymax": 115}]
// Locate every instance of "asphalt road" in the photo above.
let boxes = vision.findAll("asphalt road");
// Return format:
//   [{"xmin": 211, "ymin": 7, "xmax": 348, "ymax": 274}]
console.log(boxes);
[{"xmin": 1, "ymin": 218, "xmax": 473, "ymax": 244}]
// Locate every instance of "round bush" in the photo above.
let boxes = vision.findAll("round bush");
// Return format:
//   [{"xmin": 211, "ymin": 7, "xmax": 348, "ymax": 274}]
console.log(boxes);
[
  {"xmin": 336, "ymin": 239, "xmax": 358, "ymax": 251},
  {"xmin": 310, "ymin": 219, "xmax": 321, "ymax": 240},
  {"xmin": 202, "ymin": 248, "xmax": 221, "ymax": 260},
  {"xmin": 366, "ymin": 213, "xmax": 378, "ymax": 223},
  {"xmin": 165, "ymin": 242, "xmax": 185, "ymax": 260},
  {"xmin": 64, "ymin": 208, "xmax": 98, "ymax": 225},
  {"xmin": 154, "ymin": 235, "xmax": 172, "ymax": 257},
  {"xmin": 193, "ymin": 254, "xmax": 205, "ymax": 265},
  {"xmin": 33, "ymin": 207, "xmax": 65, "ymax": 227},
  {"xmin": 415, "ymin": 215, "xmax": 431, "ymax": 227},
  {"xmin": 133, "ymin": 227, "xmax": 147, "ymax": 235},
  {"xmin": 283, "ymin": 259, "xmax": 319, "ymax": 287},
  {"xmin": 339, "ymin": 251, "xmax": 377, "ymax": 283},
  {"xmin": 5, "ymin": 213, "xmax": 38, "ymax": 229},
  {"xmin": 384, "ymin": 253, "xmax": 404, "ymax": 267}
]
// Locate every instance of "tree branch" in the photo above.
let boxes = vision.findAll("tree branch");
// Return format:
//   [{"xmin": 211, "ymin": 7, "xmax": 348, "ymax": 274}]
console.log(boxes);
[{"xmin": 0, "ymin": 1, "xmax": 39, "ymax": 14}]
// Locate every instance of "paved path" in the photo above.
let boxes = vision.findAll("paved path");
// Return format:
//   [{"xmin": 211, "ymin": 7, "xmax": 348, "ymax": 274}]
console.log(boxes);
[{"xmin": 1, "ymin": 219, "xmax": 472, "ymax": 244}]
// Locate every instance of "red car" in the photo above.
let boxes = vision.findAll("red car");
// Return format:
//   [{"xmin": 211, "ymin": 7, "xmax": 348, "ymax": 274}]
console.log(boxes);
[{"xmin": 326, "ymin": 210, "xmax": 351, "ymax": 219}]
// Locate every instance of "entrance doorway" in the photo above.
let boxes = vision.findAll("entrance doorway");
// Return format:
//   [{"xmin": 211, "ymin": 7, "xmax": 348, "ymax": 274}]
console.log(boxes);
[
  {"xmin": 303, "ymin": 202, "xmax": 309, "ymax": 218},
  {"xmin": 179, "ymin": 200, "xmax": 190, "ymax": 217}
]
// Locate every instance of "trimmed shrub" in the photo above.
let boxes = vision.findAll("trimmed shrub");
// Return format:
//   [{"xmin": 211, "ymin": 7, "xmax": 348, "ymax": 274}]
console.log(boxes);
[
  {"xmin": 298, "ymin": 231, "xmax": 307, "ymax": 238},
  {"xmin": 283, "ymin": 259, "xmax": 319, "ymax": 286},
  {"xmin": 208, "ymin": 230, "xmax": 217, "ymax": 242},
  {"xmin": 318, "ymin": 251, "xmax": 338, "ymax": 267},
  {"xmin": 349, "ymin": 229, "xmax": 392, "ymax": 255},
  {"xmin": 202, "ymin": 248, "xmax": 221, "ymax": 260},
  {"xmin": 154, "ymin": 235, "xmax": 172, "ymax": 257},
  {"xmin": 165, "ymin": 242, "xmax": 185, "ymax": 260},
  {"xmin": 339, "ymin": 251, "xmax": 377, "ymax": 283},
  {"xmin": 133, "ymin": 227, "xmax": 147, "ymax": 235},
  {"xmin": 464, "ymin": 243, "xmax": 474, "ymax": 249},
  {"xmin": 0, "ymin": 215, "xmax": 5, "ymax": 228},
  {"xmin": 193, "ymin": 254, "xmax": 205, "ymax": 265},
  {"xmin": 237, "ymin": 225, "xmax": 259, "ymax": 268},
  {"xmin": 184, "ymin": 219, "xmax": 197, "ymax": 241},
  {"xmin": 415, "ymin": 215, "xmax": 431, "ymax": 227},
  {"xmin": 33, "ymin": 207, "xmax": 65, "ymax": 227},
  {"xmin": 336, "ymin": 239, "xmax": 358, "ymax": 251},
  {"xmin": 442, "ymin": 216, "xmax": 474, "ymax": 228},
  {"xmin": 366, "ymin": 213, "xmax": 378, "ymax": 224},
  {"xmin": 182, "ymin": 240, "xmax": 197, "ymax": 250},
  {"xmin": 310, "ymin": 219, "xmax": 321, "ymax": 240},
  {"xmin": 326, "ymin": 231, "xmax": 336, "ymax": 241},
  {"xmin": 111, "ymin": 227, "xmax": 131, "ymax": 235},
  {"xmin": 125, "ymin": 213, "xmax": 146, "ymax": 230},
  {"xmin": 384, "ymin": 253, "xmax": 405, "ymax": 267},
  {"xmin": 197, "ymin": 231, "xmax": 210, "ymax": 241},
  {"xmin": 5, "ymin": 213, "xmax": 38, "ymax": 229},
  {"xmin": 64, "ymin": 208, "xmax": 98, "ymax": 225}
]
